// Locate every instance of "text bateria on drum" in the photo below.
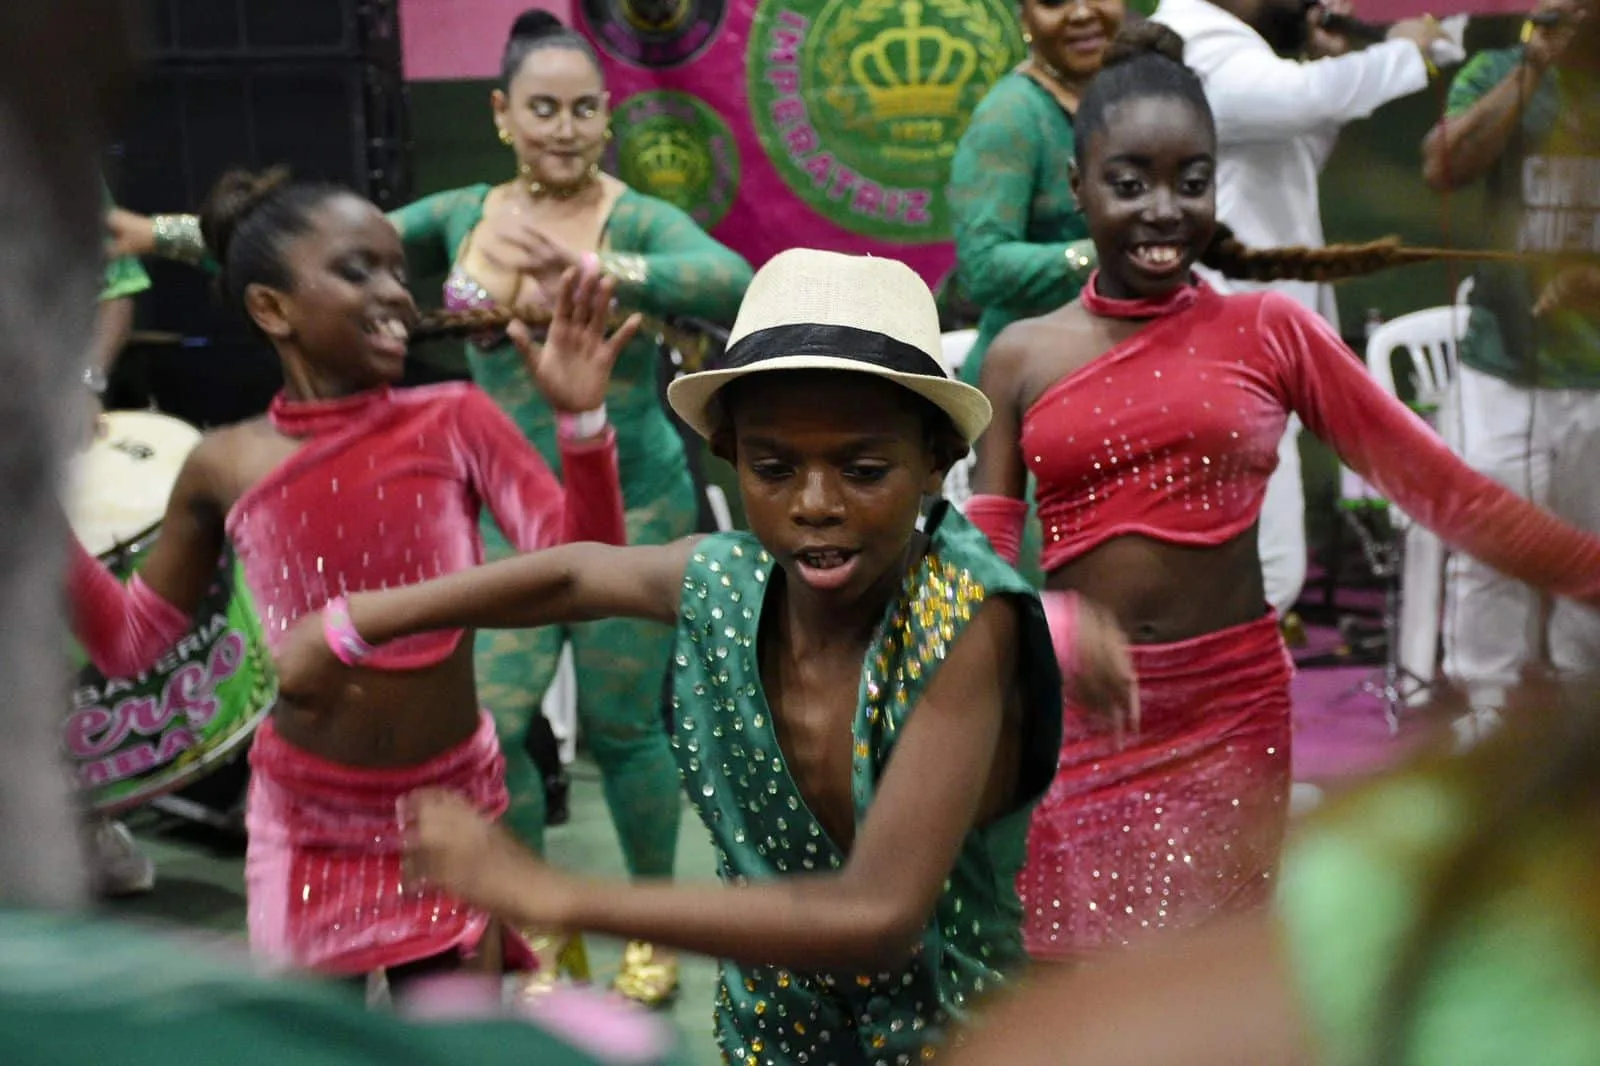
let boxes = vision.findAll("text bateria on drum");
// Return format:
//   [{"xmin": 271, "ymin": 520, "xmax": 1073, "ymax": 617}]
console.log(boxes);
[{"xmin": 64, "ymin": 411, "xmax": 275, "ymax": 814}]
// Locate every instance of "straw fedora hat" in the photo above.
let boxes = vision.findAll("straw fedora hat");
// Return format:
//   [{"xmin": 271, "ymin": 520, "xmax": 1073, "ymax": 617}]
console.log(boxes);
[{"xmin": 666, "ymin": 248, "xmax": 992, "ymax": 445}]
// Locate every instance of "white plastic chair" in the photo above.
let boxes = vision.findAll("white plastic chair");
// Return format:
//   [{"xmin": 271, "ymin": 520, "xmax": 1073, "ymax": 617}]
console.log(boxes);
[
  {"xmin": 939, "ymin": 330, "xmax": 979, "ymax": 508},
  {"xmin": 1341, "ymin": 306, "xmax": 1468, "ymax": 702}
]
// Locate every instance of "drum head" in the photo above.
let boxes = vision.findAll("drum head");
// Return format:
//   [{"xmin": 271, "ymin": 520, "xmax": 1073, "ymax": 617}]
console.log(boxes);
[{"xmin": 68, "ymin": 410, "xmax": 202, "ymax": 557}]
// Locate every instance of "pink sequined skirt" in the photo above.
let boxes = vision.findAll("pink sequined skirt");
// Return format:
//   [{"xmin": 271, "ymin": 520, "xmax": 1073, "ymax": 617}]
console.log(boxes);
[
  {"xmin": 245, "ymin": 712, "xmax": 528, "ymax": 976},
  {"xmin": 1020, "ymin": 610, "xmax": 1293, "ymax": 960}
]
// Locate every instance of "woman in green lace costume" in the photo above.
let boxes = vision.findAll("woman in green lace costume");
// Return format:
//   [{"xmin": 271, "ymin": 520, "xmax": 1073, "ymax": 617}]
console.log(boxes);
[
  {"xmin": 390, "ymin": 6, "xmax": 748, "ymax": 944},
  {"xmin": 109, "ymin": 10, "xmax": 753, "ymax": 1004},
  {"xmin": 947, "ymin": 1, "xmax": 1123, "ymax": 584},
  {"xmin": 271, "ymin": 251, "xmax": 1145, "ymax": 1064},
  {"xmin": 947, "ymin": 0, "xmax": 1125, "ymax": 387}
]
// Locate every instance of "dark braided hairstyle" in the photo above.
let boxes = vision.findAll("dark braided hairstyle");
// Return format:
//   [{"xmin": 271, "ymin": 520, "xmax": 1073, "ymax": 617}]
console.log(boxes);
[
  {"xmin": 198, "ymin": 167, "xmax": 350, "ymax": 318},
  {"xmin": 1073, "ymin": 22, "xmax": 1212, "ymax": 172},
  {"xmin": 1075, "ymin": 24, "xmax": 1540, "ymax": 284},
  {"xmin": 501, "ymin": 8, "xmax": 602, "ymax": 84}
]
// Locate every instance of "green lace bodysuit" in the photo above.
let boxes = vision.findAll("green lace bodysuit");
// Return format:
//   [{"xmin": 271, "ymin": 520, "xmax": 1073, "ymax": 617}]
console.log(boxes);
[
  {"xmin": 947, "ymin": 72, "xmax": 1095, "ymax": 386},
  {"xmin": 389, "ymin": 184, "xmax": 753, "ymax": 871}
]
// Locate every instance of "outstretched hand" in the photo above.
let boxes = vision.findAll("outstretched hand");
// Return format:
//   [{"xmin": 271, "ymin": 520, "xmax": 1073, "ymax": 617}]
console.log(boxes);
[
  {"xmin": 508, "ymin": 261, "xmax": 641, "ymax": 415},
  {"xmin": 399, "ymin": 788, "xmax": 577, "ymax": 929}
]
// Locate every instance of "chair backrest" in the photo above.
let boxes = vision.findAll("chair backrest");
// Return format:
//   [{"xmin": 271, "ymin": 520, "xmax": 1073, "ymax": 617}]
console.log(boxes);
[
  {"xmin": 937, "ymin": 331, "xmax": 980, "ymax": 508},
  {"xmin": 1348, "ymin": 306, "xmax": 1471, "ymax": 524},
  {"xmin": 1363, "ymin": 307, "xmax": 1467, "ymax": 409},
  {"xmin": 940, "ymin": 330, "xmax": 979, "ymax": 378}
]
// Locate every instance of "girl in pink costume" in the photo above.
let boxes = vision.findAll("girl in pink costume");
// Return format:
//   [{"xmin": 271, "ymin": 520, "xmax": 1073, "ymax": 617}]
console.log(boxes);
[
  {"xmin": 66, "ymin": 169, "xmax": 631, "ymax": 988},
  {"xmin": 966, "ymin": 25, "xmax": 1600, "ymax": 961}
]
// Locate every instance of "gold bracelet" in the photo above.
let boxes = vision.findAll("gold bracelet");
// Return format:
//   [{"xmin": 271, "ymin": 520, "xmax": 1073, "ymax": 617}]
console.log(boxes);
[
  {"xmin": 152, "ymin": 214, "xmax": 208, "ymax": 265},
  {"xmin": 599, "ymin": 252, "xmax": 649, "ymax": 287}
]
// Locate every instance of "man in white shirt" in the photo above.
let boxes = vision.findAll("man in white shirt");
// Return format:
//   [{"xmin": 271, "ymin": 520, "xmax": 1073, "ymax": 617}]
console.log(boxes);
[{"xmin": 1151, "ymin": 0, "xmax": 1446, "ymax": 618}]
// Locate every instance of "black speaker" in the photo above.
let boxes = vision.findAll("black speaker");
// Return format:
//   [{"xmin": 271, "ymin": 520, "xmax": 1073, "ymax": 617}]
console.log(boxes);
[
  {"xmin": 141, "ymin": 0, "xmax": 400, "ymax": 64},
  {"xmin": 105, "ymin": 0, "xmax": 411, "ymax": 427},
  {"xmin": 115, "ymin": 60, "xmax": 409, "ymax": 217}
]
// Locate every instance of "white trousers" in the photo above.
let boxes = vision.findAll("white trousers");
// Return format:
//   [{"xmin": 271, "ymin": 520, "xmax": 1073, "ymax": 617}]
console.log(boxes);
[
  {"xmin": 1259, "ymin": 417, "xmax": 1308, "ymax": 616},
  {"xmin": 1442, "ymin": 364, "xmax": 1600, "ymax": 705}
]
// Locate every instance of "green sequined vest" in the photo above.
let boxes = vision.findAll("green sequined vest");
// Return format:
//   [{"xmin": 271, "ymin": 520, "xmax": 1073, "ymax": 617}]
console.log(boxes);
[{"xmin": 670, "ymin": 504, "xmax": 1061, "ymax": 1066}]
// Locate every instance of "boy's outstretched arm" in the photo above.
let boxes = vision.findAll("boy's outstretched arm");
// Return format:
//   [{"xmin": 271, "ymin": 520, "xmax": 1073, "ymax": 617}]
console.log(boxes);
[
  {"xmin": 273, "ymin": 539, "xmax": 696, "ymax": 707},
  {"xmin": 402, "ymin": 595, "xmax": 1028, "ymax": 973}
]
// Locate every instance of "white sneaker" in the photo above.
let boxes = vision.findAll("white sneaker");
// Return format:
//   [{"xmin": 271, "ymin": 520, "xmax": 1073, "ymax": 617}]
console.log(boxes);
[{"xmin": 90, "ymin": 820, "xmax": 156, "ymax": 897}]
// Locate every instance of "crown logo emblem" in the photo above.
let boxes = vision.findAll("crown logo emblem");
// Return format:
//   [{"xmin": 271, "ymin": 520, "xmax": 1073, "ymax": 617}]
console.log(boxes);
[
  {"xmin": 849, "ymin": 0, "xmax": 978, "ymax": 122},
  {"xmin": 635, "ymin": 130, "xmax": 705, "ymax": 193}
]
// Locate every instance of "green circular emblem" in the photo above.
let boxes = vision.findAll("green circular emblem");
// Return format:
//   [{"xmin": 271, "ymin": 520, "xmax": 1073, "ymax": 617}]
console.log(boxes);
[
  {"xmin": 747, "ymin": 0, "xmax": 1023, "ymax": 242},
  {"xmin": 609, "ymin": 91, "xmax": 740, "ymax": 229}
]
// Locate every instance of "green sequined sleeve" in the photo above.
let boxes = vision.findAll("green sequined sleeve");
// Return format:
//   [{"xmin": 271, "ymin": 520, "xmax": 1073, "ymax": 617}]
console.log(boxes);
[
  {"xmin": 948, "ymin": 79, "xmax": 1094, "ymax": 314},
  {"xmin": 602, "ymin": 193, "xmax": 753, "ymax": 324}
]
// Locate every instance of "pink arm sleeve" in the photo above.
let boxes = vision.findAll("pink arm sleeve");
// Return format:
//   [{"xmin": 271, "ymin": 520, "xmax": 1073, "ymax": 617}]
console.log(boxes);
[
  {"xmin": 966, "ymin": 494, "xmax": 1028, "ymax": 565},
  {"xmin": 1263, "ymin": 295, "xmax": 1600, "ymax": 608},
  {"xmin": 454, "ymin": 388, "xmax": 627, "ymax": 552},
  {"xmin": 66, "ymin": 537, "xmax": 192, "ymax": 677}
]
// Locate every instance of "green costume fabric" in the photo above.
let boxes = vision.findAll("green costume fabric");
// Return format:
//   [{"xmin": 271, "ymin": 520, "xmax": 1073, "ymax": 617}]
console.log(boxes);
[
  {"xmin": 671, "ymin": 504, "xmax": 1063, "ymax": 1065},
  {"xmin": 1446, "ymin": 49, "xmax": 1600, "ymax": 390},
  {"xmin": 0, "ymin": 910, "xmax": 681, "ymax": 1066},
  {"xmin": 100, "ymin": 182, "xmax": 151, "ymax": 302},
  {"xmin": 388, "ymin": 184, "xmax": 752, "ymax": 872},
  {"xmin": 947, "ymin": 72, "xmax": 1095, "ymax": 388},
  {"xmin": 1279, "ymin": 769, "xmax": 1600, "ymax": 1066}
]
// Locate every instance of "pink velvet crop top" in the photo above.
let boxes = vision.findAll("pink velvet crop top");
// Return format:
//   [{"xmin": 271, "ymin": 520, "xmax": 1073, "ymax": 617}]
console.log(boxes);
[
  {"xmin": 1022, "ymin": 278, "xmax": 1600, "ymax": 606},
  {"xmin": 226, "ymin": 382, "xmax": 624, "ymax": 668}
]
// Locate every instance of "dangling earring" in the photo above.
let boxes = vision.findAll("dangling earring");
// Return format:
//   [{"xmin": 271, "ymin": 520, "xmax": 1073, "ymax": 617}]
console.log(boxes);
[
  {"xmin": 604, "ymin": 126, "xmax": 614, "ymax": 142},
  {"xmin": 1023, "ymin": 30, "xmax": 1033, "ymax": 45},
  {"xmin": 497, "ymin": 125, "xmax": 513, "ymax": 147}
]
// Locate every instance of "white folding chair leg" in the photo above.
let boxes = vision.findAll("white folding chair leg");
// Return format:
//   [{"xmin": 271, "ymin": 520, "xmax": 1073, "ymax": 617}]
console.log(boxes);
[
  {"xmin": 705, "ymin": 484, "xmax": 734, "ymax": 532},
  {"xmin": 1398, "ymin": 524, "xmax": 1445, "ymax": 705},
  {"xmin": 541, "ymin": 641, "xmax": 579, "ymax": 765}
]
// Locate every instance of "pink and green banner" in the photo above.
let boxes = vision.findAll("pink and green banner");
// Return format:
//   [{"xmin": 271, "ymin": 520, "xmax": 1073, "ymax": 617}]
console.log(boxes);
[{"xmin": 578, "ymin": 0, "xmax": 1026, "ymax": 286}]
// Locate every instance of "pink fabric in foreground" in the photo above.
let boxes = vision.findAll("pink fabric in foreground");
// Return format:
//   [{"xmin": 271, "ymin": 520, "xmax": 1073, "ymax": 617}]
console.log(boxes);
[{"xmin": 1021, "ymin": 611, "xmax": 1293, "ymax": 959}]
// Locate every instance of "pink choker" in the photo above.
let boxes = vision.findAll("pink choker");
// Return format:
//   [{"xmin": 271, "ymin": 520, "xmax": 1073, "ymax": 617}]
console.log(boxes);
[
  {"xmin": 269, "ymin": 387, "xmax": 390, "ymax": 438},
  {"xmin": 1080, "ymin": 270, "xmax": 1200, "ymax": 321}
]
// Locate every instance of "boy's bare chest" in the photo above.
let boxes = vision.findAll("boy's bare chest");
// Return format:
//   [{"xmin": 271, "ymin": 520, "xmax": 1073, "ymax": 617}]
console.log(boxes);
[{"xmin": 762, "ymin": 648, "xmax": 865, "ymax": 852}]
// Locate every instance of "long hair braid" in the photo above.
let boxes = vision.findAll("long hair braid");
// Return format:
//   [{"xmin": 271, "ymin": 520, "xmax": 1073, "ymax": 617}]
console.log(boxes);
[
  {"xmin": 1200, "ymin": 222, "xmax": 1541, "ymax": 283},
  {"xmin": 413, "ymin": 306, "xmax": 724, "ymax": 370}
]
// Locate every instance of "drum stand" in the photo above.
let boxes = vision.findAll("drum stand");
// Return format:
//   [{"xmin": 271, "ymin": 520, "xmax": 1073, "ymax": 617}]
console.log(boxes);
[
  {"xmin": 149, "ymin": 791, "xmax": 246, "ymax": 836},
  {"xmin": 1338, "ymin": 505, "xmax": 1435, "ymax": 733}
]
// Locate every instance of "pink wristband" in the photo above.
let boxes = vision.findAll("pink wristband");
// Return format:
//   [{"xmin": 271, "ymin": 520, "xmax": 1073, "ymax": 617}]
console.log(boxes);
[
  {"xmin": 965, "ymin": 494, "xmax": 1029, "ymax": 566},
  {"xmin": 1041, "ymin": 589, "xmax": 1081, "ymax": 689},
  {"xmin": 323, "ymin": 596, "xmax": 375, "ymax": 666}
]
